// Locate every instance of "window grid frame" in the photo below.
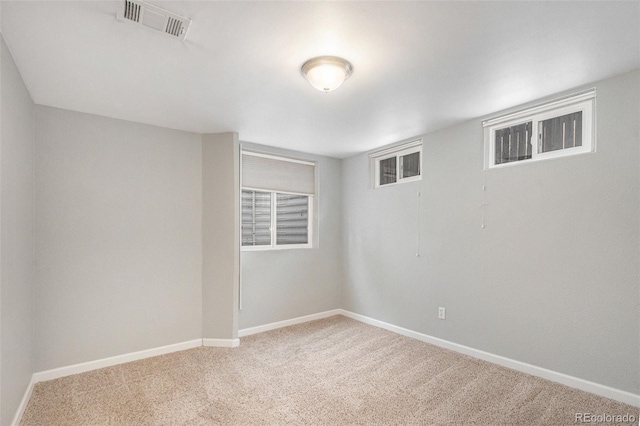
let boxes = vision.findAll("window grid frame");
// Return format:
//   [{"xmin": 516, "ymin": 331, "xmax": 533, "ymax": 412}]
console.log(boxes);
[
  {"xmin": 241, "ymin": 189, "xmax": 272, "ymax": 247},
  {"xmin": 484, "ymin": 90, "xmax": 595, "ymax": 169},
  {"xmin": 371, "ymin": 140, "xmax": 423, "ymax": 188},
  {"xmin": 241, "ymin": 187, "xmax": 313, "ymax": 252}
]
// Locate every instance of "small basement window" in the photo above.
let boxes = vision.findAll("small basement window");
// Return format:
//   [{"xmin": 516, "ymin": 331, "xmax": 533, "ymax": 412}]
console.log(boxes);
[
  {"xmin": 483, "ymin": 89, "xmax": 595, "ymax": 169},
  {"xmin": 370, "ymin": 139, "xmax": 422, "ymax": 188}
]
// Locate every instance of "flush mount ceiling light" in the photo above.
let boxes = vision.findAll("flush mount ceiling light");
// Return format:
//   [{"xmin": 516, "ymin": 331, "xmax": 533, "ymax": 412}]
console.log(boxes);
[{"xmin": 301, "ymin": 56, "xmax": 353, "ymax": 93}]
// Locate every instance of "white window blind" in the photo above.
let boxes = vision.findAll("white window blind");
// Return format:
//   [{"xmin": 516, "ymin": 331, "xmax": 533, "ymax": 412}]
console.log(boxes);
[{"xmin": 242, "ymin": 152, "xmax": 315, "ymax": 195}]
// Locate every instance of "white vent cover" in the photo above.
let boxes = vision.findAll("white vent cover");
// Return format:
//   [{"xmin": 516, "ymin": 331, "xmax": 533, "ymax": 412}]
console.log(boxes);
[{"xmin": 117, "ymin": 0, "xmax": 191, "ymax": 41}]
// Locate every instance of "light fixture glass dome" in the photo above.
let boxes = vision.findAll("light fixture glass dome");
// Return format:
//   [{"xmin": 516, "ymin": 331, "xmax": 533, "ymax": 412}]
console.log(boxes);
[{"xmin": 301, "ymin": 56, "xmax": 353, "ymax": 93}]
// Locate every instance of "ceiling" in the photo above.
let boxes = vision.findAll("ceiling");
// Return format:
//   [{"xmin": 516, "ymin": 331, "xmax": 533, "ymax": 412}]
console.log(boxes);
[{"xmin": 2, "ymin": 1, "xmax": 638, "ymax": 158}]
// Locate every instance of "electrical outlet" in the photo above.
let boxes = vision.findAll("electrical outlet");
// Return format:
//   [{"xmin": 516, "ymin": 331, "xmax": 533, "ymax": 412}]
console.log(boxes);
[{"xmin": 438, "ymin": 307, "xmax": 446, "ymax": 320}]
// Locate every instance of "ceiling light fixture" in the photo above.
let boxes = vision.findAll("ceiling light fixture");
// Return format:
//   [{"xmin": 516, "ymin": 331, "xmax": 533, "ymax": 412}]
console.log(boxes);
[{"xmin": 301, "ymin": 56, "xmax": 353, "ymax": 93}]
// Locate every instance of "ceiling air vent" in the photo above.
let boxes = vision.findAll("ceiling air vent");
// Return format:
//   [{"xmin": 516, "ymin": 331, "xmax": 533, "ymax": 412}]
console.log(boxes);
[{"xmin": 117, "ymin": 0, "xmax": 191, "ymax": 41}]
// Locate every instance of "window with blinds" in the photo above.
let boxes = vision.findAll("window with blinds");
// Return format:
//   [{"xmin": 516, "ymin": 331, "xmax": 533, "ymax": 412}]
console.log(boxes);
[
  {"xmin": 484, "ymin": 90, "xmax": 595, "ymax": 169},
  {"xmin": 276, "ymin": 194, "xmax": 309, "ymax": 245},
  {"xmin": 241, "ymin": 151, "xmax": 315, "ymax": 250},
  {"xmin": 241, "ymin": 190, "xmax": 271, "ymax": 246},
  {"xmin": 370, "ymin": 140, "xmax": 422, "ymax": 188}
]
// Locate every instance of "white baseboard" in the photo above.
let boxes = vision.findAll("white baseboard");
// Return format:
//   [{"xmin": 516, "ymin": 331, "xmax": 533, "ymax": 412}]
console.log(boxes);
[
  {"xmin": 11, "ymin": 375, "xmax": 35, "ymax": 426},
  {"xmin": 238, "ymin": 309, "xmax": 342, "ymax": 337},
  {"xmin": 202, "ymin": 338, "xmax": 240, "ymax": 348},
  {"xmin": 13, "ymin": 339, "xmax": 202, "ymax": 425},
  {"xmin": 32, "ymin": 339, "xmax": 202, "ymax": 383},
  {"xmin": 338, "ymin": 309, "xmax": 640, "ymax": 407},
  {"xmin": 12, "ymin": 309, "xmax": 638, "ymax": 426}
]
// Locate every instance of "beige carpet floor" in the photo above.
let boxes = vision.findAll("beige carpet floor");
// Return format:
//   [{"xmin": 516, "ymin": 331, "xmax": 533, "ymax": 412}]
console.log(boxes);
[{"xmin": 21, "ymin": 315, "xmax": 638, "ymax": 425}]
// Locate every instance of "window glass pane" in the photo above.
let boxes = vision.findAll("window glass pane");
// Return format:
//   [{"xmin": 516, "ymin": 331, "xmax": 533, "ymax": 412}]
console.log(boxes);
[
  {"xmin": 242, "ymin": 190, "xmax": 271, "ymax": 246},
  {"xmin": 276, "ymin": 194, "xmax": 309, "ymax": 245},
  {"xmin": 379, "ymin": 157, "xmax": 397, "ymax": 185},
  {"xmin": 540, "ymin": 111, "xmax": 582, "ymax": 153},
  {"xmin": 401, "ymin": 152, "xmax": 420, "ymax": 178},
  {"xmin": 494, "ymin": 122, "xmax": 532, "ymax": 164}
]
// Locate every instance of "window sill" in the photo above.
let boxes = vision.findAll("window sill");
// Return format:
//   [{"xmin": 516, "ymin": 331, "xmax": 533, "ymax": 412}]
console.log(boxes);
[{"xmin": 241, "ymin": 244, "xmax": 313, "ymax": 252}]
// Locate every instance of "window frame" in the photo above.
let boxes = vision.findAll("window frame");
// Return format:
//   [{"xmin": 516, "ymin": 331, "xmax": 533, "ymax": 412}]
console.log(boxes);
[
  {"xmin": 370, "ymin": 139, "xmax": 423, "ymax": 188},
  {"xmin": 241, "ymin": 188, "xmax": 313, "ymax": 251},
  {"xmin": 238, "ymin": 149, "xmax": 318, "ymax": 251},
  {"xmin": 483, "ymin": 89, "xmax": 595, "ymax": 169}
]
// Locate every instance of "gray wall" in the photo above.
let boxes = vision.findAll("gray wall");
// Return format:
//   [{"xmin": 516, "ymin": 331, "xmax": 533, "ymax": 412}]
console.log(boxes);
[
  {"xmin": 1, "ymin": 35, "xmax": 35, "ymax": 426},
  {"xmin": 239, "ymin": 142, "xmax": 342, "ymax": 330},
  {"xmin": 202, "ymin": 133, "xmax": 239, "ymax": 339},
  {"xmin": 341, "ymin": 70, "xmax": 640, "ymax": 394},
  {"xmin": 34, "ymin": 106, "xmax": 203, "ymax": 371}
]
